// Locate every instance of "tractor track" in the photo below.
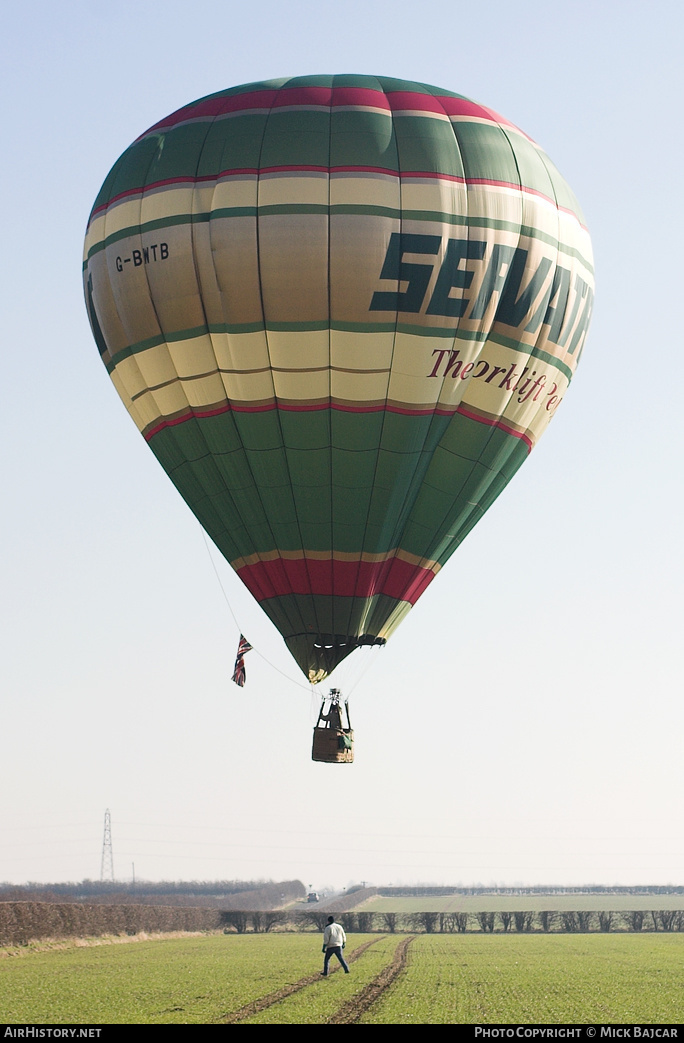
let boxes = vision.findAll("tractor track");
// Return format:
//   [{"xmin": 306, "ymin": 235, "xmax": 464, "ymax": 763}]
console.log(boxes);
[
  {"xmin": 220, "ymin": 938, "xmax": 380, "ymax": 1023},
  {"xmin": 326, "ymin": 935, "xmax": 414, "ymax": 1024}
]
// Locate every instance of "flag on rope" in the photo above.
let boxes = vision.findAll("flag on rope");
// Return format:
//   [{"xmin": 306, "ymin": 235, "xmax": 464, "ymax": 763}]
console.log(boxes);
[{"xmin": 232, "ymin": 635, "xmax": 253, "ymax": 687}]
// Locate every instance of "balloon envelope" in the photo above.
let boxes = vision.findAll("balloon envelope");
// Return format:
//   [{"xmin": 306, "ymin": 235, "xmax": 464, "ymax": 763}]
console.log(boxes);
[{"xmin": 84, "ymin": 75, "xmax": 593, "ymax": 682}]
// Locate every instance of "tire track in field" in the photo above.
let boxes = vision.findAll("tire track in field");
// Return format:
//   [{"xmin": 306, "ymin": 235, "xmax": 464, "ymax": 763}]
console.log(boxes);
[
  {"xmin": 326, "ymin": 935, "xmax": 415, "ymax": 1024},
  {"xmin": 220, "ymin": 938, "xmax": 380, "ymax": 1023}
]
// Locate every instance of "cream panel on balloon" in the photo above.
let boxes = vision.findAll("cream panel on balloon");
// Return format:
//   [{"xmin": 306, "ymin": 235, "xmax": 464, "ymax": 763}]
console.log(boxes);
[
  {"xmin": 257, "ymin": 170, "xmax": 330, "ymax": 207},
  {"xmin": 329, "ymin": 329, "xmax": 394, "ymax": 375},
  {"xmin": 329, "ymin": 171, "xmax": 401, "ymax": 210},
  {"xmin": 213, "ymin": 331, "xmax": 273, "ymax": 379}
]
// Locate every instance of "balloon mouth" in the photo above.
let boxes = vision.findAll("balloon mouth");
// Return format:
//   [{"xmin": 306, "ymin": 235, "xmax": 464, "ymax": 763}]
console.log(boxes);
[{"xmin": 285, "ymin": 634, "xmax": 386, "ymax": 684}]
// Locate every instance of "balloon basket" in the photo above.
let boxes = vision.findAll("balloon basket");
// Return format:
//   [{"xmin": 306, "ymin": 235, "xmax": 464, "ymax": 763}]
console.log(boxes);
[
  {"xmin": 312, "ymin": 688, "xmax": 354, "ymax": 763},
  {"xmin": 312, "ymin": 727, "xmax": 354, "ymax": 764}
]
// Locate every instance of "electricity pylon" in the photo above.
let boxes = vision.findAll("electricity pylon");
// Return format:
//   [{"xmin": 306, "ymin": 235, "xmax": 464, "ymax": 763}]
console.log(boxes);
[{"xmin": 100, "ymin": 808, "xmax": 114, "ymax": 882}]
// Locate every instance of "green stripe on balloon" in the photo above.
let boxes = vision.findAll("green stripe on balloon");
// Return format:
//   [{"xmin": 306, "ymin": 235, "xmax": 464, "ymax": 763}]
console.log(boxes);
[{"xmin": 147, "ymin": 409, "xmax": 527, "ymax": 566}]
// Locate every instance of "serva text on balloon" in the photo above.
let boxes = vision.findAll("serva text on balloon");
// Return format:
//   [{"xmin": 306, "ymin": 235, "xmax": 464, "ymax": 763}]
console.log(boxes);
[{"xmin": 370, "ymin": 232, "xmax": 593, "ymax": 360}]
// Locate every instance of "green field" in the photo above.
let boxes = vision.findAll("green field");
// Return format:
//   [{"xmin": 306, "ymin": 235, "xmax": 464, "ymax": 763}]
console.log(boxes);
[
  {"xmin": 360, "ymin": 934, "xmax": 684, "ymax": 1024},
  {"xmin": 2, "ymin": 932, "xmax": 684, "ymax": 1024},
  {"xmin": 0, "ymin": 933, "xmax": 345, "ymax": 1024},
  {"xmin": 360, "ymin": 893, "xmax": 684, "ymax": 912}
]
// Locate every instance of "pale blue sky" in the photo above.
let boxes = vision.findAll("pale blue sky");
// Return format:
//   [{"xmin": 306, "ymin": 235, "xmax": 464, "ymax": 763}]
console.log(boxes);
[{"xmin": 1, "ymin": 0, "xmax": 682, "ymax": 889}]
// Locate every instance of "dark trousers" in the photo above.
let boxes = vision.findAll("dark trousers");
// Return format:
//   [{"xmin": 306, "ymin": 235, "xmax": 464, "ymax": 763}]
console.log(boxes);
[{"xmin": 323, "ymin": 945, "xmax": 349, "ymax": 974}]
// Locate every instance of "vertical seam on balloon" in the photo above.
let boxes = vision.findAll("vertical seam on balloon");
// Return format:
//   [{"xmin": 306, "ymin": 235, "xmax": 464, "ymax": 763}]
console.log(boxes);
[
  {"xmin": 535, "ymin": 150, "xmax": 586, "ymax": 357},
  {"xmin": 346, "ymin": 75, "xmax": 400, "ymax": 640},
  {"xmin": 379, "ymin": 87, "xmax": 476, "ymax": 581},
  {"xmin": 101, "ymin": 138, "xmax": 179, "ymax": 445},
  {"xmin": 500, "ymin": 136, "xmax": 562, "ymax": 454},
  {"xmin": 201, "ymin": 103, "xmax": 280, "ymax": 602},
  {"xmin": 187, "ymin": 103, "xmax": 267, "ymax": 577},
  {"xmin": 241, "ymin": 81, "xmax": 311, "ymax": 635},
  {"xmin": 444, "ymin": 111, "xmax": 521, "ymax": 532},
  {"xmin": 530, "ymin": 148, "xmax": 571, "ymax": 381},
  {"xmin": 437, "ymin": 117, "xmax": 526, "ymax": 558},
  {"xmin": 419, "ymin": 112, "xmax": 526, "ymax": 573},
  {"xmin": 363, "ymin": 81, "xmax": 451, "ymax": 638},
  {"xmin": 97, "ymin": 150, "xmax": 156, "ymax": 406},
  {"xmin": 435, "ymin": 132, "xmax": 562, "ymax": 567},
  {"xmin": 359, "ymin": 84, "xmax": 426, "ymax": 637},
  {"xmin": 183, "ymin": 113, "xmax": 252, "ymax": 563},
  {"xmin": 137, "ymin": 141, "xmax": 192, "ymax": 417},
  {"xmin": 255, "ymin": 78, "xmax": 322, "ymax": 652},
  {"xmin": 96, "ymin": 139, "xmax": 242, "ymax": 573},
  {"xmin": 141, "ymin": 122, "xmax": 257, "ymax": 576},
  {"xmin": 327, "ymin": 78, "xmax": 339, "ymax": 644},
  {"xmin": 362, "ymin": 86, "xmax": 475, "ymax": 621},
  {"xmin": 128, "ymin": 131, "xmax": 220, "ymax": 519},
  {"xmin": 503, "ymin": 134, "xmax": 561, "ymax": 450},
  {"xmin": 198, "ymin": 83, "xmax": 308, "ymax": 641}
]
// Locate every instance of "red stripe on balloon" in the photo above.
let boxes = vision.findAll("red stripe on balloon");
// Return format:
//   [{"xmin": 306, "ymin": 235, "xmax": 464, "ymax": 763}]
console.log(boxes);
[
  {"xmin": 143, "ymin": 400, "xmax": 535, "ymax": 446},
  {"xmin": 454, "ymin": 405, "xmax": 534, "ymax": 451},
  {"xmin": 234, "ymin": 555, "xmax": 436, "ymax": 605},
  {"xmin": 135, "ymin": 86, "xmax": 522, "ymax": 140},
  {"xmin": 136, "ymin": 90, "xmax": 281, "ymax": 138}
]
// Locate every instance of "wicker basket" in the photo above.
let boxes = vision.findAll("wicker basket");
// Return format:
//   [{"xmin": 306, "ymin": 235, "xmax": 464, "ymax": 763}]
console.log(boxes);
[{"xmin": 311, "ymin": 727, "xmax": 354, "ymax": 764}]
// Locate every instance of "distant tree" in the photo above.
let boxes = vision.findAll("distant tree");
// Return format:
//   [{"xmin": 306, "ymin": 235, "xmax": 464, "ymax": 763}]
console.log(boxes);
[
  {"xmin": 356, "ymin": 912, "xmax": 375, "ymax": 933},
  {"xmin": 381, "ymin": 912, "xmax": 398, "ymax": 933},
  {"xmin": 262, "ymin": 910, "xmax": 287, "ymax": 932},
  {"xmin": 476, "ymin": 912, "xmax": 495, "ymax": 933},
  {"xmin": 499, "ymin": 912, "xmax": 513, "ymax": 932},
  {"xmin": 250, "ymin": 912, "xmax": 265, "ymax": 933},
  {"xmin": 251, "ymin": 910, "xmax": 286, "ymax": 932},
  {"xmin": 657, "ymin": 911, "xmax": 677, "ymax": 932},
  {"xmin": 340, "ymin": 912, "xmax": 358, "ymax": 933},
  {"xmin": 220, "ymin": 911, "xmax": 249, "ymax": 933},
  {"xmin": 513, "ymin": 912, "xmax": 534, "ymax": 932},
  {"xmin": 423, "ymin": 911, "xmax": 439, "ymax": 934},
  {"xmin": 598, "ymin": 911, "xmax": 614, "ymax": 932},
  {"xmin": 621, "ymin": 911, "xmax": 644, "ymax": 932},
  {"xmin": 537, "ymin": 911, "xmax": 555, "ymax": 932},
  {"xmin": 454, "ymin": 913, "xmax": 469, "ymax": 933},
  {"xmin": 296, "ymin": 911, "xmax": 330, "ymax": 931},
  {"xmin": 409, "ymin": 912, "xmax": 439, "ymax": 934},
  {"xmin": 577, "ymin": 911, "xmax": 593, "ymax": 932},
  {"xmin": 561, "ymin": 912, "xmax": 579, "ymax": 933}
]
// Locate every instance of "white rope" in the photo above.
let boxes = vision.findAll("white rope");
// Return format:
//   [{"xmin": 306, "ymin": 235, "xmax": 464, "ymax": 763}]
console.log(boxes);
[
  {"xmin": 201, "ymin": 531, "xmax": 310, "ymax": 693},
  {"xmin": 201, "ymin": 529, "xmax": 385, "ymax": 701}
]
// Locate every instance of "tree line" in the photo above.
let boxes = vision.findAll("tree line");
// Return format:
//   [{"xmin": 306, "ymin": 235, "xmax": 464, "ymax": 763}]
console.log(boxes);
[
  {"xmin": 220, "ymin": 908, "xmax": 684, "ymax": 934},
  {"xmin": 3, "ymin": 903, "xmax": 683, "ymax": 946},
  {"xmin": 0, "ymin": 879, "xmax": 305, "ymax": 909}
]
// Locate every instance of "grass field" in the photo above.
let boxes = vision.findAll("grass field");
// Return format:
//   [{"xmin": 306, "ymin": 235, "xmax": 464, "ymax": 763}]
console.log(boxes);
[
  {"xmin": 360, "ymin": 934, "xmax": 684, "ymax": 1024},
  {"xmin": 360, "ymin": 893, "xmax": 684, "ymax": 912},
  {"xmin": 2, "ymin": 932, "xmax": 684, "ymax": 1024}
]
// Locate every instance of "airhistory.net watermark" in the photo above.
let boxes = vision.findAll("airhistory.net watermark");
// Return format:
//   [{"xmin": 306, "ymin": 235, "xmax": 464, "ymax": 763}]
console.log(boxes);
[{"xmin": 4, "ymin": 1030, "xmax": 102, "ymax": 1038}]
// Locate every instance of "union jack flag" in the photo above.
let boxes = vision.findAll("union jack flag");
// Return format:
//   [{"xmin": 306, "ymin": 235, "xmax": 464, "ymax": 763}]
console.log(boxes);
[{"xmin": 231, "ymin": 634, "xmax": 253, "ymax": 687}]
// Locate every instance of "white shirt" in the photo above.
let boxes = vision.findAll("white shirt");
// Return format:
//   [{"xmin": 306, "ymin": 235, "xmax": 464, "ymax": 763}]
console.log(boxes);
[{"xmin": 323, "ymin": 922, "xmax": 346, "ymax": 948}]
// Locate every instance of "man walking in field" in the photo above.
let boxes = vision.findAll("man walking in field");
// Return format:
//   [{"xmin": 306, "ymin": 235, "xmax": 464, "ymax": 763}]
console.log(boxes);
[{"xmin": 321, "ymin": 915, "xmax": 350, "ymax": 976}]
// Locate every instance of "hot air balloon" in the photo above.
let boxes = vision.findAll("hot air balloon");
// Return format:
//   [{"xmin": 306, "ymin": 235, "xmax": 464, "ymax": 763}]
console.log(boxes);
[{"xmin": 84, "ymin": 76, "xmax": 593, "ymax": 724}]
